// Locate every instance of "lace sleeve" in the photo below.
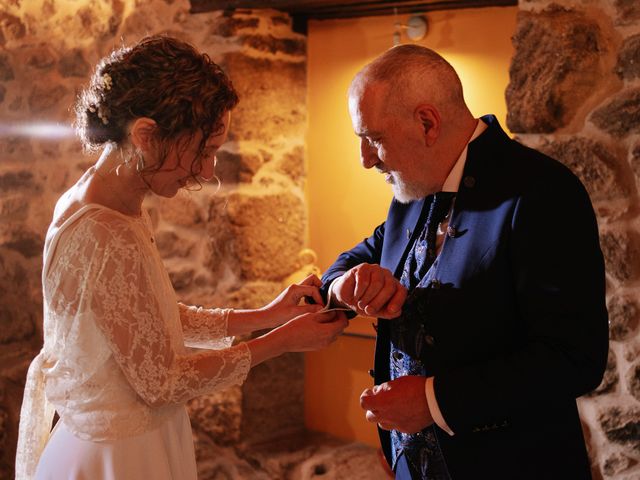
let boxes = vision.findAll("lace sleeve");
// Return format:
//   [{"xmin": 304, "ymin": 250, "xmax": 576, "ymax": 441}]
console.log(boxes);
[
  {"xmin": 65, "ymin": 213, "xmax": 251, "ymax": 407},
  {"xmin": 178, "ymin": 303, "xmax": 235, "ymax": 349}
]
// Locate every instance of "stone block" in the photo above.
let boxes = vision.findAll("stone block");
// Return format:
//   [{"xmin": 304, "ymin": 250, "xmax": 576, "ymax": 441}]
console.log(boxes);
[
  {"xmin": 602, "ymin": 452, "xmax": 638, "ymax": 477},
  {"xmin": 0, "ymin": 53, "xmax": 14, "ymax": 81},
  {"xmin": 0, "ymin": 406, "xmax": 7, "ymax": 452},
  {"xmin": 0, "ymin": 406, "xmax": 10, "ymax": 480},
  {"xmin": 538, "ymin": 137, "xmax": 630, "ymax": 201},
  {"xmin": 626, "ymin": 360, "xmax": 640, "ymax": 401},
  {"xmin": 225, "ymin": 192, "xmax": 305, "ymax": 281},
  {"xmin": 0, "ymin": 170, "xmax": 35, "ymax": 192},
  {"xmin": 25, "ymin": 43, "xmax": 56, "ymax": 70},
  {"xmin": 600, "ymin": 229, "xmax": 640, "ymax": 282},
  {"xmin": 506, "ymin": 7, "xmax": 603, "ymax": 133},
  {"xmin": 607, "ymin": 295, "xmax": 639, "ymax": 342},
  {"xmin": 240, "ymin": 34, "xmax": 306, "ymax": 57},
  {"xmin": 237, "ymin": 431, "xmax": 389, "ymax": 480},
  {"xmin": 75, "ymin": 4, "xmax": 123, "ymax": 40},
  {"xmin": 616, "ymin": 34, "xmax": 640, "ymax": 81},
  {"xmin": 156, "ymin": 193, "xmax": 203, "ymax": 227},
  {"xmin": 58, "ymin": 48, "xmax": 90, "ymax": 78},
  {"xmin": 215, "ymin": 150, "xmax": 263, "ymax": 185},
  {"xmin": 0, "ymin": 12, "xmax": 26, "ymax": 43},
  {"xmin": 271, "ymin": 14, "xmax": 291, "ymax": 27},
  {"xmin": 0, "ymin": 195, "xmax": 29, "ymax": 221},
  {"xmin": 210, "ymin": 15, "xmax": 259, "ymax": 37},
  {"xmin": 168, "ymin": 266, "xmax": 195, "ymax": 291},
  {"xmin": 277, "ymin": 146, "xmax": 305, "ymax": 186},
  {"xmin": 28, "ymin": 83, "xmax": 68, "ymax": 113},
  {"xmin": 223, "ymin": 281, "xmax": 284, "ymax": 310},
  {"xmin": 289, "ymin": 441, "xmax": 389, "ymax": 480},
  {"xmin": 598, "ymin": 406, "xmax": 640, "ymax": 446},
  {"xmin": 0, "ymin": 227, "xmax": 44, "ymax": 259},
  {"xmin": 615, "ymin": 0, "xmax": 640, "ymax": 26},
  {"xmin": 0, "ymin": 247, "xmax": 42, "ymax": 344},
  {"xmin": 193, "ymin": 431, "xmax": 270, "ymax": 480},
  {"xmin": 8, "ymin": 95, "xmax": 20, "ymax": 111},
  {"xmin": 221, "ymin": 53, "xmax": 306, "ymax": 144},
  {"xmin": 0, "ymin": 296, "xmax": 36, "ymax": 345},
  {"xmin": 155, "ymin": 229, "xmax": 195, "ymax": 258},
  {"xmin": 623, "ymin": 339, "xmax": 640, "ymax": 363},
  {"xmin": 241, "ymin": 352, "xmax": 304, "ymax": 445},
  {"xmin": 0, "ymin": 137, "xmax": 32, "ymax": 159},
  {"xmin": 207, "ymin": 195, "xmax": 238, "ymax": 281},
  {"xmin": 629, "ymin": 142, "xmax": 640, "ymax": 192},
  {"xmin": 591, "ymin": 88, "xmax": 640, "ymax": 139},
  {"xmin": 187, "ymin": 385, "xmax": 243, "ymax": 446}
]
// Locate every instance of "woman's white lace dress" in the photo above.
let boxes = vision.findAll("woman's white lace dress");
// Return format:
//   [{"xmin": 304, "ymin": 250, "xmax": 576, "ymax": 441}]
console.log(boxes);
[{"xmin": 15, "ymin": 204, "xmax": 252, "ymax": 479}]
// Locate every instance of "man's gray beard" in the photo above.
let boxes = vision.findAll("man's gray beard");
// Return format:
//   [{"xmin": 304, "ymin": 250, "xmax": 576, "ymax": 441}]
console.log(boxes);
[{"xmin": 392, "ymin": 181, "xmax": 428, "ymax": 204}]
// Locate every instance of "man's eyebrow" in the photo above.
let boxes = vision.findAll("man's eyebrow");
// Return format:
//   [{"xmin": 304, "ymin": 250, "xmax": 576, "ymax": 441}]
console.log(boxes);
[{"xmin": 356, "ymin": 130, "xmax": 381, "ymax": 138}]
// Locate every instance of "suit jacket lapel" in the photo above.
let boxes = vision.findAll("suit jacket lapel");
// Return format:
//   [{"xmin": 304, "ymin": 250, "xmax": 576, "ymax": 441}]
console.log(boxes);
[{"xmin": 380, "ymin": 198, "xmax": 430, "ymax": 278}]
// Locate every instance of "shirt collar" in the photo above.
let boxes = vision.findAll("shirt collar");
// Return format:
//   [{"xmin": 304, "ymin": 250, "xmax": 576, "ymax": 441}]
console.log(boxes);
[{"xmin": 441, "ymin": 118, "xmax": 487, "ymax": 193}]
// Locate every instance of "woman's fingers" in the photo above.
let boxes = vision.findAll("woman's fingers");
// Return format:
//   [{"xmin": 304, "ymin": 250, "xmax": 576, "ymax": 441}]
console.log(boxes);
[
  {"xmin": 299, "ymin": 274, "xmax": 322, "ymax": 287},
  {"xmin": 285, "ymin": 284, "xmax": 324, "ymax": 306}
]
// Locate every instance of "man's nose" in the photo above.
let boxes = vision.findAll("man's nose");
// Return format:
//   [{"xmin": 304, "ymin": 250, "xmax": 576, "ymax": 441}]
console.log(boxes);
[{"xmin": 360, "ymin": 140, "xmax": 378, "ymax": 169}]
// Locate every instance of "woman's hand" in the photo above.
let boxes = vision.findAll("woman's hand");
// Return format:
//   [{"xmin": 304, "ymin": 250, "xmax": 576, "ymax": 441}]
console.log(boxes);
[
  {"xmin": 260, "ymin": 274, "xmax": 326, "ymax": 328},
  {"xmin": 247, "ymin": 310, "xmax": 349, "ymax": 367},
  {"xmin": 272, "ymin": 310, "xmax": 349, "ymax": 352}
]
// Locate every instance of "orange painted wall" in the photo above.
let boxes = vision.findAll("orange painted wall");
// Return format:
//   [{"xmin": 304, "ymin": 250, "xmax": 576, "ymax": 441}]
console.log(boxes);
[{"xmin": 304, "ymin": 7, "xmax": 518, "ymax": 447}]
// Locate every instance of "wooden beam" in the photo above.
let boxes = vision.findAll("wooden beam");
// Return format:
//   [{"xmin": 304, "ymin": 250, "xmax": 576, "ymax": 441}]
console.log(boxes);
[{"xmin": 190, "ymin": 0, "xmax": 518, "ymax": 18}]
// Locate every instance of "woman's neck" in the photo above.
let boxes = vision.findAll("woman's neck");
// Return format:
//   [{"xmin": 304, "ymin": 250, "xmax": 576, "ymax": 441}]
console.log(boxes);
[{"xmin": 90, "ymin": 144, "xmax": 149, "ymax": 217}]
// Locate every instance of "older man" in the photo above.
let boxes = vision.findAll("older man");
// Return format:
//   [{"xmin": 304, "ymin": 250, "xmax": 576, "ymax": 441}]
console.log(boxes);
[{"xmin": 321, "ymin": 45, "xmax": 608, "ymax": 479}]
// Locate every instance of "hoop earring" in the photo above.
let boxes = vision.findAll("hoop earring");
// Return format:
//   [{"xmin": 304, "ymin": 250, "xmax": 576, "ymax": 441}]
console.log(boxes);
[
  {"xmin": 210, "ymin": 174, "xmax": 222, "ymax": 194},
  {"xmin": 135, "ymin": 150, "xmax": 146, "ymax": 173}
]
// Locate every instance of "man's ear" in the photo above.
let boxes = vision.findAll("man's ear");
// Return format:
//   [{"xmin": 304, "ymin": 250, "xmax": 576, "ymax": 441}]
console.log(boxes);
[
  {"xmin": 129, "ymin": 118, "xmax": 157, "ymax": 151},
  {"xmin": 415, "ymin": 105, "xmax": 440, "ymax": 147}
]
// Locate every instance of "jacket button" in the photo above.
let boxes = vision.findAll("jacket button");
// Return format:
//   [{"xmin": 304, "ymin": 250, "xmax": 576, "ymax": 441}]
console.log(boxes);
[
  {"xmin": 447, "ymin": 226, "xmax": 458, "ymax": 237},
  {"xmin": 392, "ymin": 351, "xmax": 404, "ymax": 361},
  {"xmin": 368, "ymin": 369, "xmax": 375, "ymax": 378},
  {"xmin": 425, "ymin": 335, "xmax": 435, "ymax": 346},
  {"xmin": 431, "ymin": 279, "xmax": 441, "ymax": 289},
  {"xmin": 406, "ymin": 228, "xmax": 412, "ymax": 239},
  {"xmin": 463, "ymin": 176, "xmax": 476, "ymax": 188}
]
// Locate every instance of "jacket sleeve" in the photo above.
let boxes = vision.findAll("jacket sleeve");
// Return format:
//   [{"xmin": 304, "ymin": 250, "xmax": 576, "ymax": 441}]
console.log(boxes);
[{"xmin": 320, "ymin": 221, "xmax": 386, "ymax": 301}]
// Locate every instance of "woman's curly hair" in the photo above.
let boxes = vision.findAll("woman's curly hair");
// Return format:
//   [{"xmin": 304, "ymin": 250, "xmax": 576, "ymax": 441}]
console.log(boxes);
[{"xmin": 75, "ymin": 35, "xmax": 238, "ymax": 178}]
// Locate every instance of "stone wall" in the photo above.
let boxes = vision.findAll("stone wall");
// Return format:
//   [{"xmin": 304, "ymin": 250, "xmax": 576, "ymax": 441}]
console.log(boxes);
[
  {"xmin": 506, "ymin": 1, "xmax": 640, "ymax": 478},
  {"xmin": 0, "ymin": 1, "xmax": 315, "ymax": 478},
  {"xmin": 3, "ymin": 0, "xmax": 639, "ymax": 478}
]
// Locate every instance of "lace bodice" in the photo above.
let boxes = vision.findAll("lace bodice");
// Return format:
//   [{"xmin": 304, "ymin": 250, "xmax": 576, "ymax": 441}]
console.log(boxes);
[{"xmin": 16, "ymin": 204, "xmax": 251, "ymax": 480}]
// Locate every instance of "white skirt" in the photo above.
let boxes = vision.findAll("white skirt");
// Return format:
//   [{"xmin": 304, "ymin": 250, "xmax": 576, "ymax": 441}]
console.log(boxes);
[{"xmin": 35, "ymin": 407, "xmax": 197, "ymax": 480}]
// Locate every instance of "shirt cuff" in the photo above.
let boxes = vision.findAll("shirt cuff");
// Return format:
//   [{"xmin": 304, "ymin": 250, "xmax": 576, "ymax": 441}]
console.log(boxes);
[
  {"xmin": 425, "ymin": 376, "xmax": 455, "ymax": 436},
  {"xmin": 326, "ymin": 278, "xmax": 339, "ymax": 308}
]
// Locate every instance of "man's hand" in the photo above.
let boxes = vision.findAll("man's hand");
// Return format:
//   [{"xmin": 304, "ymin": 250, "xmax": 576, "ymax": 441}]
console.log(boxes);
[
  {"xmin": 360, "ymin": 376, "xmax": 434, "ymax": 433},
  {"xmin": 332, "ymin": 264, "xmax": 407, "ymax": 319}
]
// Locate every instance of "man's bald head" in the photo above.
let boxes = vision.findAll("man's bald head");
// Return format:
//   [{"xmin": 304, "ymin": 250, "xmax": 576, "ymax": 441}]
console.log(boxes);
[{"xmin": 348, "ymin": 45, "xmax": 468, "ymax": 120}]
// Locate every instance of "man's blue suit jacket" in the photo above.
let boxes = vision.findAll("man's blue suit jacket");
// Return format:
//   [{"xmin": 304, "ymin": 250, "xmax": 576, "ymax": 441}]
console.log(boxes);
[{"xmin": 321, "ymin": 116, "xmax": 609, "ymax": 479}]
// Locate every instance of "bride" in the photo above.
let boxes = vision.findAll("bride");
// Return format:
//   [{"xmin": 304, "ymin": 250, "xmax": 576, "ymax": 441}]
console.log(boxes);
[{"xmin": 15, "ymin": 35, "xmax": 347, "ymax": 480}]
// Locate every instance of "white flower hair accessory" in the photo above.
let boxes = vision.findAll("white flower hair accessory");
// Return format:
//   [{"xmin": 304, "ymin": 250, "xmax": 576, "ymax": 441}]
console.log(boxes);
[
  {"xmin": 88, "ymin": 103, "xmax": 110, "ymax": 125},
  {"xmin": 102, "ymin": 73, "xmax": 113, "ymax": 91}
]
